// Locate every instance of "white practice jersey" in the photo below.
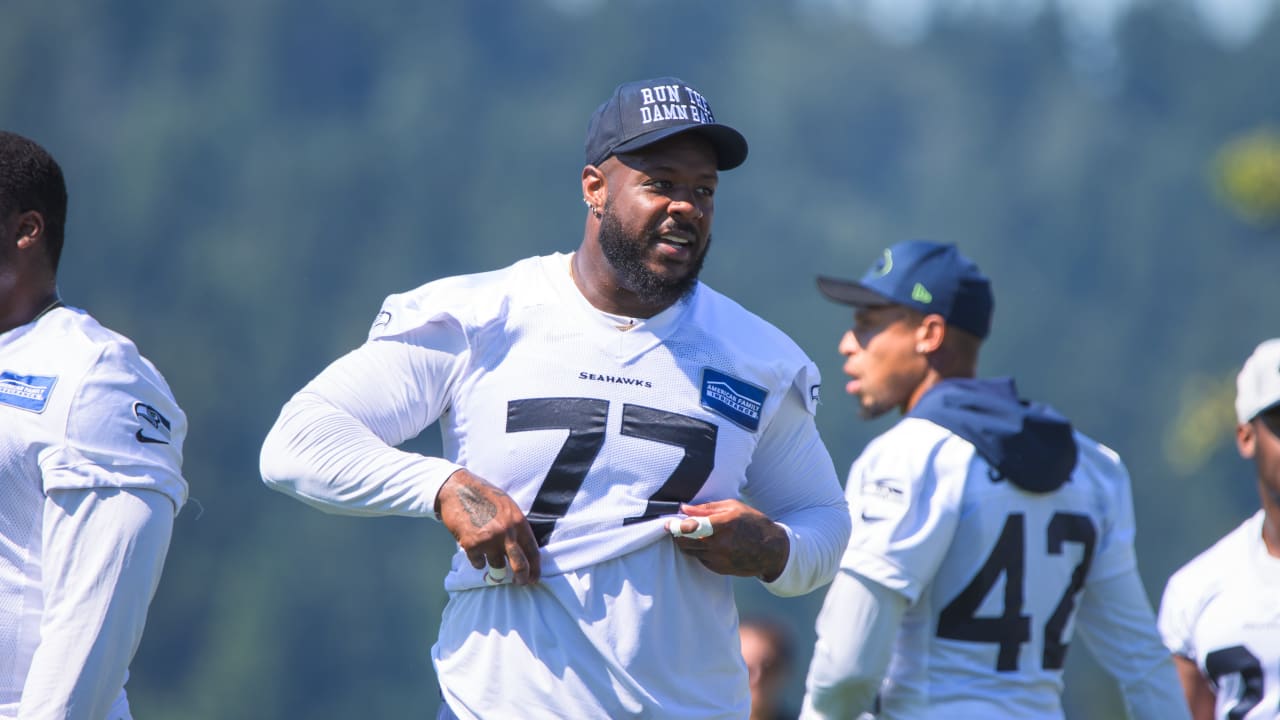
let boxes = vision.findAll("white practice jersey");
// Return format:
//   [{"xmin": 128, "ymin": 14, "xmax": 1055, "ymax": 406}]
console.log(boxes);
[
  {"xmin": 1, "ymin": 306, "xmax": 187, "ymax": 717},
  {"xmin": 1160, "ymin": 510, "xmax": 1280, "ymax": 720},
  {"xmin": 260, "ymin": 253, "xmax": 850, "ymax": 719},
  {"xmin": 838, "ymin": 418, "xmax": 1145, "ymax": 718}
]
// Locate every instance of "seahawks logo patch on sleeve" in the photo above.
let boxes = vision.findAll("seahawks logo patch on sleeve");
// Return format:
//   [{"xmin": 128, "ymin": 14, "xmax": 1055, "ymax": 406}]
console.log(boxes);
[{"xmin": 133, "ymin": 402, "xmax": 172, "ymax": 444}]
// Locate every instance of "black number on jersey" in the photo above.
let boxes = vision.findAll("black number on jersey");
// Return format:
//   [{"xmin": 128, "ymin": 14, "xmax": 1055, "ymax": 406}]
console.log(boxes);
[
  {"xmin": 1205, "ymin": 645, "xmax": 1270, "ymax": 720},
  {"xmin": 936, "ymin": 512, "xmax": 1096, "ymax": 672},
  {"xmin": 506, "ymin": 398, "xmax": 717, "ymax": 546}
]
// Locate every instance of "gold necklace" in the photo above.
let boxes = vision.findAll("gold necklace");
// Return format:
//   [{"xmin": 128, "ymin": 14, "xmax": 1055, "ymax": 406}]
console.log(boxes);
[{"xmin": 33, "ymin": 296, "xmax": 63, "ymax": 322}]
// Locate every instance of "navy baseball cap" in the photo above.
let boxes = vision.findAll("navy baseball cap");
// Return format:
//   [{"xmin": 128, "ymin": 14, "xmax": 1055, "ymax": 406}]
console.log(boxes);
[
  {"xmin": 817, "ymin": 240, "xmax": 995, "ymax": 339},
  {"xmin": 584, "ymin": 77, "xmax": 748, "ymax": 170}
]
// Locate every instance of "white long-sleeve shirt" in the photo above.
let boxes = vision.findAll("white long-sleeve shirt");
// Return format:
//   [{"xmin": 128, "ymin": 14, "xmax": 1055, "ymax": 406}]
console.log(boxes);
[
  {"xmin": 261, "ymin": 253, "xmax": 851, "ymax": 719},
  {"xmin": 2, "ymin": 306, "xmax": 187, "ymax": 720}
]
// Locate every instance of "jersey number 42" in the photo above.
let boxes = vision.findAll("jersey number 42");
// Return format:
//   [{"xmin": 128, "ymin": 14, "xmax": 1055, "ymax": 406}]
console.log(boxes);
[{"xmin": 936, "ymin": 512, "xmax": 1097, "ymax": 672}]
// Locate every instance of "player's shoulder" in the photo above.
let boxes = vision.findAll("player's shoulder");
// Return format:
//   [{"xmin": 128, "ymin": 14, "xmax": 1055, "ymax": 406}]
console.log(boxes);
[
  {"xmin": 856, "ymin": 417, "xmax": 973, "ymax": 477},
  {"xmin": 687, "ymin": 283, "xmax": 822, "ymax": 413},
  {"xmin": 24, "ymin": 308, "xmax": 187, "ymax": 502},
  {"xmin": 688, "ymin": 282, "xmax": 812, "ymax": 363},
  {"xmin": 46, "ymin": 307, "xmax": 185, "ymax": 425},
  {"xmin": 1062, "ymin": 430, "xmax": 1137, "ymax": 506},
  {"xmin": 1168, "ymin": 511, "xmax": 1263, "ymax": 590},
  {"xmin": 1072, "ymin": 431, "xmax": 1126, "ymax": 472},
  {"xmin": 34, "ymin": 306, "xmax": 171, "ymax": 384},
  {"xmin": 369, "ymin": 254, "xmax": 554, "ymax": 339}
]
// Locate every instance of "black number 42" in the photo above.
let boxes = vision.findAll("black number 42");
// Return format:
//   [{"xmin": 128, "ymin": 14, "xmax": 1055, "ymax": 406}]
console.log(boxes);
[
  {"xmin": 936, "ymin": 512, "xmax": 1097, "ymax": 672},
  {"xmin": 507, "ymin": 397, "xmax": 718, "ymax": 546}
]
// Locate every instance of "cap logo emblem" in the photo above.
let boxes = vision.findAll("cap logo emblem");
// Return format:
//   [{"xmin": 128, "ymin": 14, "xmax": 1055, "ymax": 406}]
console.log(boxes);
[
  {"xmin": 911, "ymin": 283, "xmax": 933, "ymax": 303},
  {"xmin": 872, "ymin": 249, "xmax": 893, "ymax": 278}
]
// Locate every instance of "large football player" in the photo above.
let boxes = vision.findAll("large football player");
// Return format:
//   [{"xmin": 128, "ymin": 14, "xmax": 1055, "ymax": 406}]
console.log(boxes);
[{"xmin": 261, "ymin": 77, "xmax": 850, "ymax": 719}]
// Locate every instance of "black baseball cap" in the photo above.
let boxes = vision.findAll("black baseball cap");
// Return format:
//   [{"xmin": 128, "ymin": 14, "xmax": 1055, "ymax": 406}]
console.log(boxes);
[
  {"xmin": 584, "ymin": 77, "xmax": 748, "ymax": 170},
  {"xmin": 817, "ymin": 240, "xmax": 994, "ymax": 339}
]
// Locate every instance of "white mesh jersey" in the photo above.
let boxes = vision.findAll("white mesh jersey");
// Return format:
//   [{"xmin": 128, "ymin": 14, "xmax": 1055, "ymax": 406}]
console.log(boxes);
[
  {"xmin": 262, "ymin": 252, "xmax": 850, "ymax": 719},
  {"xmin": 0, "ymin": 306, "xmax": 187, "ymax": 716},
  {"xmin": 837, "ymin": 418, "xmax": 1143, "ymax": 718},
  {"xmin": 1160, "ymin": 510, "xmax": 1280, "ymax": 720}
]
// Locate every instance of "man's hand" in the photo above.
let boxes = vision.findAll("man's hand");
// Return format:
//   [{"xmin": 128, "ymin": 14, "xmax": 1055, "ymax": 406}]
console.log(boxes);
[
  {"xmin": 666, "ymin": 500, "xmax": 790, "ymax": 582},
  {"xmin": 436, "ymin": 468, "xmax": 541, "ymax": 585}
]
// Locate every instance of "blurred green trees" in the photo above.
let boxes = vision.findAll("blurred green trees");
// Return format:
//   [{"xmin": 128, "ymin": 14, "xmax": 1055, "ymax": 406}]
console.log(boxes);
[{"xmin": 4, "ymin": 2, "xmax": 1278, "ymax": 717}]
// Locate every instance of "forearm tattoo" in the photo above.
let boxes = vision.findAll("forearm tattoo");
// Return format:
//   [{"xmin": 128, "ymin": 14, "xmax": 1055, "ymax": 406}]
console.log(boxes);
[
  {"xmin": 727, "ymin": 521, "xmax": 786, "ymax": 577},
  {"xmin": 456, "ymin": 485, "xmax": 498, "ymax": 528}
]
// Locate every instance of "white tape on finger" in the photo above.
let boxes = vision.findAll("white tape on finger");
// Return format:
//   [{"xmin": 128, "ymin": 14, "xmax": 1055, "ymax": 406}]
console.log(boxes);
[
  {"xmin": 668, "ymin": 515, "xmax": 714, "ymax": 539},
  {"xmin": 484, "ymin": 564, "xmax": 508, "ymax": 585}
]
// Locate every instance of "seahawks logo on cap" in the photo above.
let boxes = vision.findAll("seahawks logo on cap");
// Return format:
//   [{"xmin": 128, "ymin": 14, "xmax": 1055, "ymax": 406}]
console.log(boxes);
[
  {"xmin": 872, "ymin": 248, "xmax": 893, "ymax": 278},
  {"xmin": 0, "ymin": 371, "xmax": 57, "ymax": 413},
  {"xmin": 134, "ymin": 402, "xmax": 172, "ymax": 444}
]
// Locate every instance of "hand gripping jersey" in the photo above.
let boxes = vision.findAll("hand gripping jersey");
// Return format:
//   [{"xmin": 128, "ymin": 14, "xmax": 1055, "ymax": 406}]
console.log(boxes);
[
  {"xmin": 1160, "ymin": 510, "xmax": 1280, "ymax": 720},
  {"xmin": 829, "ymin": 378, "xmax": 1168, "ymax": 718},
  {"xmin": 261, "ymin": 253, "xmax": 849, "ymax": 719},
  {"xmin": 1, "ymin": 306, "xmax": 187, "ymax": 717}
]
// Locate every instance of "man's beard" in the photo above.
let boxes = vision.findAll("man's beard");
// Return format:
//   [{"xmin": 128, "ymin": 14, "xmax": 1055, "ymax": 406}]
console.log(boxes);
[{"xmin": 596, "ymin": 202, "xmax": 709, "ymax": 310}]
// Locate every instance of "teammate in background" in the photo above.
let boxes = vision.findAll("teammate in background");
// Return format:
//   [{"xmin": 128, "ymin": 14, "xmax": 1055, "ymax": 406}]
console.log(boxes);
[
  {"xmin": 740, "ymin": 616, "xmax": 798, "ymax": 720},
  {"xmin": 260, "ymin": 77, "xmax": 850, "ymax": 719},
  {"xmin": 1158, "ymin": 338, "xmax": 1280, "ymax": 720},
  {"xmin": 799, "ymin": 240, "xmax": 1187, "ymax": 719},
  {"xmin": 1, "ymin": 131, "xmax": 188, "ymax": 719}
]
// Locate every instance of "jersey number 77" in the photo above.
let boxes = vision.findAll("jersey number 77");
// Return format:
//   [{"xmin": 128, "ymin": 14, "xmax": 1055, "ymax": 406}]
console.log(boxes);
[{"xmin": 507, "ymin": 397, "xmax": 718, "ymax": 546}]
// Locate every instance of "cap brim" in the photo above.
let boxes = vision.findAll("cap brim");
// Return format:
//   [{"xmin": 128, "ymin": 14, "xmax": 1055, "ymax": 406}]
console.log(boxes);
[
  {"xmin": 610, "ymin": 123, "xmax": 748, "ymax": 170},
  {"xmin": 816, "ymin": 276, "xmax": 894, "ymax": 307}
]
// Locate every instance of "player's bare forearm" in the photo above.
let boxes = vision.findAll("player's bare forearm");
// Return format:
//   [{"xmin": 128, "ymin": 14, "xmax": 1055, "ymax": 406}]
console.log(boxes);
[
  {"xmin": 670, "ymin": 500, "xmax": 790, "ymax": 581},
  {"xmin": 436, "ymin": 468, "xmax": 541, "ymax": 584}
]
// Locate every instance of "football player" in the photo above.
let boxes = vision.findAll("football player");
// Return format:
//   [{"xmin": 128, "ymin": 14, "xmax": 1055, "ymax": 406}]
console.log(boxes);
[
  {"xmin": 1159, "ymin": 338, "xmax": 1280, "ymax": 720},
  {"xmin": 800, "ymin": 240, "xmax": 1187, "ymax": 719},
  {"xmin": 1, "ymin": 130, "xmax": 188, "ymax": 719},
  {"xmin": 260, "ymin": 77, "xmax": 850, "ymax": 719}
]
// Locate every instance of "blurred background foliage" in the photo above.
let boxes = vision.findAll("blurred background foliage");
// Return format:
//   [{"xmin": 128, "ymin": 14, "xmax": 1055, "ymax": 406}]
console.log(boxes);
[{"xmin": 3, "ymin": 1, "xmax": 1279, "ymax": 717}]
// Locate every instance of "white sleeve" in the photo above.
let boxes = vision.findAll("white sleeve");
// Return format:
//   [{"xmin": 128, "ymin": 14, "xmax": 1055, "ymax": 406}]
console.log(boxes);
[
  {"xmin": 800, "ymin": 571, "xmax": 905, "ymax": 719},
  {"xmin": 743, "ymin": 381, "xmax": 850, "ymax": 597},
  {"xmin": 841, "ymin": 424, "xmax": 967, "ymax": 604},
  {"xmin": 19, "ymin": 488, "xmax": 174, "ymax": 720},
  {"xmin": 260, "ymin": 323, "xmax": 467, "ymax": 518},
  {"xmin": 1076, "ymin": 568, "xmax": 1192, "ymax": 720},
  {"xmin": 1157, "ymin": 568, "xmax": 1197, "ymax": 659},
  {"xmin": 40, "ymin": 342, "xmax": 188, "ymax": 510}
]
